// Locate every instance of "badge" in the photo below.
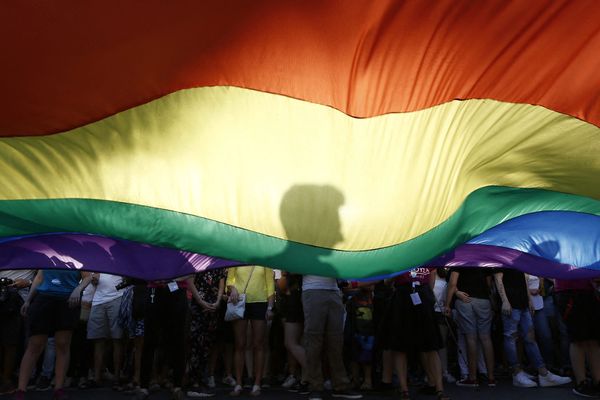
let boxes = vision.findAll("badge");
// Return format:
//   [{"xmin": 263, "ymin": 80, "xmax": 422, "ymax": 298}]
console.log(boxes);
[
  {"xmin": 410, "ymin": 292, "xmax": 422, "ymax": 306},
  {"xmin": 168, "ymin": 281, "xmax": 179, "ymax": 292}
]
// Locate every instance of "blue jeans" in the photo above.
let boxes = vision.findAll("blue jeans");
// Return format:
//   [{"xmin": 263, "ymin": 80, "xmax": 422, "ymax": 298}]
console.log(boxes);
[
  {"xmin": 502, "ymin": 309, "xmax": 545, "ymax": 370},
  {"xmin": 533, "ymin": 308, "xmax": 554, "ymax": 366},
  {"xmin": 41, "ymin": 337, "xmax": 56, "ymax": 378}
]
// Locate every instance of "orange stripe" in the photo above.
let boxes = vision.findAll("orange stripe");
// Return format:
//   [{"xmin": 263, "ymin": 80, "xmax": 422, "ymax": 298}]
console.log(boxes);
[{"xmin": 1, "ymin": 0, "xmax": 599, "ymax": 136}]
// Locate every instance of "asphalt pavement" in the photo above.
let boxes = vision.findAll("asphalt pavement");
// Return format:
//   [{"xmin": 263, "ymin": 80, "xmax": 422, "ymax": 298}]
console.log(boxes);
[{"xmin": 0, "ymin": 380, "xmax": 576, "ymax": 400}]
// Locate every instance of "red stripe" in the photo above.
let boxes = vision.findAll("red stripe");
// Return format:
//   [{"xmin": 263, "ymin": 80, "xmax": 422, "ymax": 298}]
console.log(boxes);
[{"xmin": 1, "ymin": 0, "xmax": 599, "ymax": 136}]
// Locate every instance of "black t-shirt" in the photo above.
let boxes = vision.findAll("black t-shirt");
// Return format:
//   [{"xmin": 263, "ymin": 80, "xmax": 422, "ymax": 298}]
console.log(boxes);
[
  {"xmin": 451, "ymin": 268, "xmax": 490, "ymax": 299},
  {"xmin": 499, "ymin": 269, "xmax": 528, "ymax": 309}
]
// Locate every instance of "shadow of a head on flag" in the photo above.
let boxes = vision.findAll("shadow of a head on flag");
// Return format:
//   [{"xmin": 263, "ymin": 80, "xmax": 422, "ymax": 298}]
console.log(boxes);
[{"xmin": 261, "ymin": 184, "xmax": 345, "ymax": 277}]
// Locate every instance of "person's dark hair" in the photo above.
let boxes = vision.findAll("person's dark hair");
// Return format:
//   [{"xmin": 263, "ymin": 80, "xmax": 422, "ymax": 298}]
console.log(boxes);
[{"xmin": 436, "ymin": 267, "xmax": 448, "ymax": 279}]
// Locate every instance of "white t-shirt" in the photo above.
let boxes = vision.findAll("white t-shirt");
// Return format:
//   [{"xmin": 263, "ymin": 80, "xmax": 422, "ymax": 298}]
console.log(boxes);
[
  {"xmin": 302, "ymin": 275, "xmax": 339, "ymax": 291},
  {"xmin": 92, "ymin": 274, "xmax": 125, "ymax": 306},
  {"xmin": 433, "ymin": 276, "xmax": 448, "ymax": 312},
  {"xmin": 527, "ymin": 275, "xmax": 544, "ymax": 311}
]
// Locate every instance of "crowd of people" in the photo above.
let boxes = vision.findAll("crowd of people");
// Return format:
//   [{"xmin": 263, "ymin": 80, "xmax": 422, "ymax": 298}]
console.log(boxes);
[{"xmin": 0, "ymin": 266, "xmax": 599, "ymax": 400}]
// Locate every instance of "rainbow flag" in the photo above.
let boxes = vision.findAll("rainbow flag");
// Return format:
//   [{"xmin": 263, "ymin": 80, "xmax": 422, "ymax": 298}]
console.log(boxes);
[{"xmin": 1, "ymin": 1, "xmax": 599, "ymax": 279}]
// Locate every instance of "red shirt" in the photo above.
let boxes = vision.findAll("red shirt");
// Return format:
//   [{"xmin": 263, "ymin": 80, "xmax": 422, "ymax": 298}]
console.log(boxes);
[
  {"xmin": 554, "ymin": 279, "xmax": 594, "ymax": 292},
  {"xmin": 394, "ymin": 267, "xmax": 432, "ymax": 286}
]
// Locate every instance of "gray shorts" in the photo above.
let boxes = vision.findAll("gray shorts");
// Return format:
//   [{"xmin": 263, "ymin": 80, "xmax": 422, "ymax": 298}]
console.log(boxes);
[
  {"xmin": 87, "ymin": 296, "xmax": 123, "ymax": 339},
  {"xmin": 455, "ymin": 297, "xmax": 492, "ymax": 335}
]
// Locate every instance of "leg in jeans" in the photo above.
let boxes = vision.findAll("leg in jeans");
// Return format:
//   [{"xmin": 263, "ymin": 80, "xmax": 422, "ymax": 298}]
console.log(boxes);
[
  {"xmin": 517, "ymin": 310, "xmax": 546, "ymax": 372},
  {"xmin": 502, "ymin": 309, "xmax": 521, "ymax": 372},
  {"xmin": 533, "ymin": 309, "xmax": 554, "ymax": 367},
  {"xmin": 41, "ymin": 338, "xmax": 56, "ymax": 379},
  {"xmin": 325, "ymin": 291, "xmax": 350, "ymax": 391},
  {"xmin": 302, "ymin": 290, "xmax": 327, "ymax": 392}
]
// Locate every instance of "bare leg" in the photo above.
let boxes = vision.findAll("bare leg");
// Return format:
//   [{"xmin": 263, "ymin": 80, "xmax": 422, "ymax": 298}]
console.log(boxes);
[
  {"xmin": 381, "ymin": 350, "xmax": 392, "ymax": 384},
  {"xmin": 53, "ymin": 330, "xmax": 73, "ymax": 390},
  {"xmin": 93, "ymin": 340, "xmax": 105, "ymax": 382},
  {"xmin": 465, "ymin": 334, "xmax": 478, "ymax": 381},
  {"xmin": 363, "ymin": 364, "xmax": 372, "ymax": 388},
  {"xmin": 587, "ymin": 340, "xmax": 600, "ymax": 383},
  {"xmin": 232, "ymin": 320, "xmax": 247, "ymax": 386},
  {"xmin": 422, "ymin": 351, "xmax": 444, "ymax": 392},
  {"xmin": 113, "ymin": 340, "xmax": 123, "ymax": 381},
  {"xmin": 284, "ymin": 322, "xmax": 307, "ymax": 371},
  {"xmin": 570, "ymin": 342, "xmax": 586, "ymax": 384},
  {"xmin": 224, "ymin": 342, "xmax": 234, "ymax": 378},
  {"xmin": 479, "ymin": 334, "xmax": 495, "ymax": 379},
  {"xmin": 18, "ymin": 335, "xmax": 48, "ymax": 391},
  {"xmin": 1, "ymin": 345, "xmax": 17, "ymax": 386},
  {"xmin": 392, "ymin": 351, "xmax": 408, "ymax": 392},
  {"xmin": 251, "ymin": 320, "xmax": 266, "ymax": 386},
  {"xmin": 245, "ymin": 322, "xmax": 253, "ymax": 379}
]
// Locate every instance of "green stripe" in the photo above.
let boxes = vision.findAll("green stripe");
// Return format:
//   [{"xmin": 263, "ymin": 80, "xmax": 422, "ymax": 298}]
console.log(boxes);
[{"xmin": 1, "ymin": 186, "xmax": 599, "ymax": 278}]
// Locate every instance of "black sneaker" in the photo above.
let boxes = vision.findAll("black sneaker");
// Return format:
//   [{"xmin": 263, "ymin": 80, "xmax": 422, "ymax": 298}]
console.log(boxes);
[
  {"xmin": 572, "ymin": 381, "xmax": 598, "ymax": 398},
  {"xmin": 288, "ymin": 381, "xmax": 309, "ymax": 394},
  {"xmin": 36, "ymin": 376, "xmax": 52, "ymax": 391},
  {"xmin": 331, "ymin": 390, "xmax": 363, "ymax": 399}
]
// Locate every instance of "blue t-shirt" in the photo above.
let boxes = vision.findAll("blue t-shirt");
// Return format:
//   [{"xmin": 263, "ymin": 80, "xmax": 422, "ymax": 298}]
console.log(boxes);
[{"xmin": 37, "ymin": 270, "xmax": 81, "ymax": 297}]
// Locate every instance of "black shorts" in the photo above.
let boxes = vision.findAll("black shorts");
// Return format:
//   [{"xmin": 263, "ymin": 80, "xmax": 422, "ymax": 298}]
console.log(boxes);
[
  {"xmin": 28, "ymin": 293, "xmax": 80, "ymax": 336},
  {"xmin": 244, "ymin": 302, "xmax": 268, "ymax": 320},
  {"xmin": 556, "ymin": 290, "xmax": 600, "ymax": 343},
  {"xmin": 280, "ymin": 290, "xmax": 304, "ymax": 323},
  {"xmin": 381, "ymin": 285, "xmax": 442, "ymax": 353}
]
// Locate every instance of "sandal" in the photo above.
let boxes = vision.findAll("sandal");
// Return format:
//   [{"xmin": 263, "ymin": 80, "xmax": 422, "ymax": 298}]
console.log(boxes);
[{"xmin": 436, "ymin": 390, "xmax": 451, "ymax": 400}]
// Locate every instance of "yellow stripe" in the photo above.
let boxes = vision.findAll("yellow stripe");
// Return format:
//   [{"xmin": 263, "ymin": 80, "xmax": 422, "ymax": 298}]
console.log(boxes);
[{"xmin": 1, "ymin": 86, "xmax": 599, "ymax": 250}]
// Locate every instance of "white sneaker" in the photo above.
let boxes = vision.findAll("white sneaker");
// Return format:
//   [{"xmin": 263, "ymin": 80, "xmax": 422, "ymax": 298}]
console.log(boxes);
[
  {"xmin": 443, "ymin": 372, "xmax": 457, "ymax": 384},
  {"xmin": 513, "ymin": 371, "xmax": 537, "ymax": 388},
  {"xmin": 281, "ymin": 375, "xmax": 298, "ymax": 389},
  {"xmin": 522, "ymin": 371, "xmax": 536, "ymax": 380},
  {"xmin": 539, "ymin": 371, "xmax": 572, "ymax": 387},
  {"xmin": 206, "ymin": 376, "xmax": 216, "ymax": 389},
  {"xmin": 222, "ymin": 375, "xmax": 236, "ymax": 387}
]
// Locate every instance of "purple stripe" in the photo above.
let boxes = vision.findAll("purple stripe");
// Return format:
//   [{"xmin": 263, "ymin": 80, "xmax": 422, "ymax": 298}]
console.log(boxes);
[
  {"xmin": 0, "ymin": 233, "xmax": 243, "ymax": 279},
  {"xmin": 430, "ymin": 244, "xmax": 600, "ymax": 279}
]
